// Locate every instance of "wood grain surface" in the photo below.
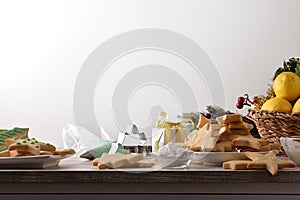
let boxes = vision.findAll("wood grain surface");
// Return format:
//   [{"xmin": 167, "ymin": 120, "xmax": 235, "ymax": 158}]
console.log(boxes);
[{"xmin": 0, "ymin": 158, "xmax": 298, "ymax": 183}]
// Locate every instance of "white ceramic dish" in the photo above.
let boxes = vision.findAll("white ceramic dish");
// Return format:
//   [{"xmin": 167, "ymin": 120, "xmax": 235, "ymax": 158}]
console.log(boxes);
[
  {"xmin": 193, "ymin": 151, "xmax": 247, "ymax": 165},
  {"xmin": 280, "ymin": 137, "xmax": 300, "ymax": 166},
  {"xmin": 0, "ymin": 155, "xmax": 70, "ymax": 169},
  {"xmin": 193, "ymin": 151, "xmax": 268, "ymax": 165}
]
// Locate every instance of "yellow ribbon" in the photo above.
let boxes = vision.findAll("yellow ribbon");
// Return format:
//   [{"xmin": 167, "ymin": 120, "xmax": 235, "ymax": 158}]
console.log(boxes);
[
  {"xmin": 156, "ymin": 112, "xmax": 173, "ymax": 146},
  {"xmin": 155, "ymin": 112, "xmax": 193, "ymax": 151}
]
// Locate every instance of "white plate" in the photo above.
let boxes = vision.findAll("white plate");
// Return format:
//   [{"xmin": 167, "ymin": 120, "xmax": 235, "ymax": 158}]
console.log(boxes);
[
  {"xmin": 193, "ymin": 151, "xmax": 267, "ymax": 165},
  {"xmin": 0, "ymin": 155, "xmax": 70, "ymax": 169}
]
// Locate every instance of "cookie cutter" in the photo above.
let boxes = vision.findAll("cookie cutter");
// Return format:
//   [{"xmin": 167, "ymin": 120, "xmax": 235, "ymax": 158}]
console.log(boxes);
[{"xmin": 108, "ymin": 124, "xmax": 148, "ymax": 154}]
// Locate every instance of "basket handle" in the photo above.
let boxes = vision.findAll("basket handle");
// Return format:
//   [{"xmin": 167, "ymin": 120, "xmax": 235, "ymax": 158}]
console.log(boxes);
[{"xmin": 245, "ymin": 115, "xmax": 291, "ymax": 138}]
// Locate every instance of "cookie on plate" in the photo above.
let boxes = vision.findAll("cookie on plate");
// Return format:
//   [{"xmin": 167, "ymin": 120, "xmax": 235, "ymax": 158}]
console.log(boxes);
[{"xmin": 8, "ymin": 139, "xmax": 41, "ymax": 156}]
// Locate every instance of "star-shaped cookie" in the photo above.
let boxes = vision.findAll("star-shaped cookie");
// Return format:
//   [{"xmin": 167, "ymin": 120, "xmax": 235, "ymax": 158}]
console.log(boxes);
[
  {"xmin": 244, "ymin": 150, "xmax": 296, "ymax": 175},
  {"xmin": 92, "ymin": 153, "xmax": 143, "ymax": 169},
  {"xmin": 232, "ymin": 136, "xmax": 262, "ymax": 150}
]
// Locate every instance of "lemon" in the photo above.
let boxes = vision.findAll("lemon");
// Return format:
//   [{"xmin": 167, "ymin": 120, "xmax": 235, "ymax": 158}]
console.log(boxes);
[
  {"xmin": 292, "ymin": 98, "xmax": 300, "ymax": 113},
  {"xmin": 261, "ymin": 97, "xmax": 292, "ymax": 113},
  {"xmin": 273, "ymin": 72, "xmax": 300, "ymax": 102}
]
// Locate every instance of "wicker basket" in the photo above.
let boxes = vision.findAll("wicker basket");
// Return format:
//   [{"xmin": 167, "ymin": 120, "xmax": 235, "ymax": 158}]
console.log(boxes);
[{"xmin": 247, "ymin": 109, "xmax": 300, "ymax": 143}]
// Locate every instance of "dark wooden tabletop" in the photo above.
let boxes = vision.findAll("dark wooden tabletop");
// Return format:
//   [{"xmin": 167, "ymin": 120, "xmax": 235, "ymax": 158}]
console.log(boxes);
[
  {"xmin": 0, "ymin": 158, "xmax": 300, "ymax": 197},
  {"xmin": 0, "ymin": 158, "xmax": 299, "ymax": 183}
]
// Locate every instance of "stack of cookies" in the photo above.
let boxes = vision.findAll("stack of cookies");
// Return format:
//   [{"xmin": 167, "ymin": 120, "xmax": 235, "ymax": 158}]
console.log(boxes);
[
  {"xmin": 0, "ymin": 138, "xmax": 75, "ymax": 157},
  {"xmin": 188, "ymin": 114, "xmax": 281, "ymax": 152},
  {"xmin": 0, "ymin": 127, "xmax": 29, "ymax": 151}
]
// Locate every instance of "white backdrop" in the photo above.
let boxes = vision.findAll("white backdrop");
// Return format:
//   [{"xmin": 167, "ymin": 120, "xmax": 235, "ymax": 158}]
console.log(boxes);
[{"xmin": 0, "ymin": 0, "xmax": 300, "ymax": 147}]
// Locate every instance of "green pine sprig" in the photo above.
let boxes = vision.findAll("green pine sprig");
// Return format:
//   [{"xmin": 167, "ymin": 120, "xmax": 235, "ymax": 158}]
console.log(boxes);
[{"xmin": 273, "ymin": 57, "xmax": 300, "ymax": 80}]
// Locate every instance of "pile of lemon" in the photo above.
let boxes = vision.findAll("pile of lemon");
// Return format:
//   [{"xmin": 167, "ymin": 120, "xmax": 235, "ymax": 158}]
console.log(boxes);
[{"xmin": 261, "ymin": 72, "xmax": 300, "ymax": 113}]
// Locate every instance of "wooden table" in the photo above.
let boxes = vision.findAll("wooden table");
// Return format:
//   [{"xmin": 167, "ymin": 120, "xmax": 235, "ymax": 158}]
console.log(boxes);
[{"xmin": 1, "ymin": 158, "xmax": 300, "ymax": 200}]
